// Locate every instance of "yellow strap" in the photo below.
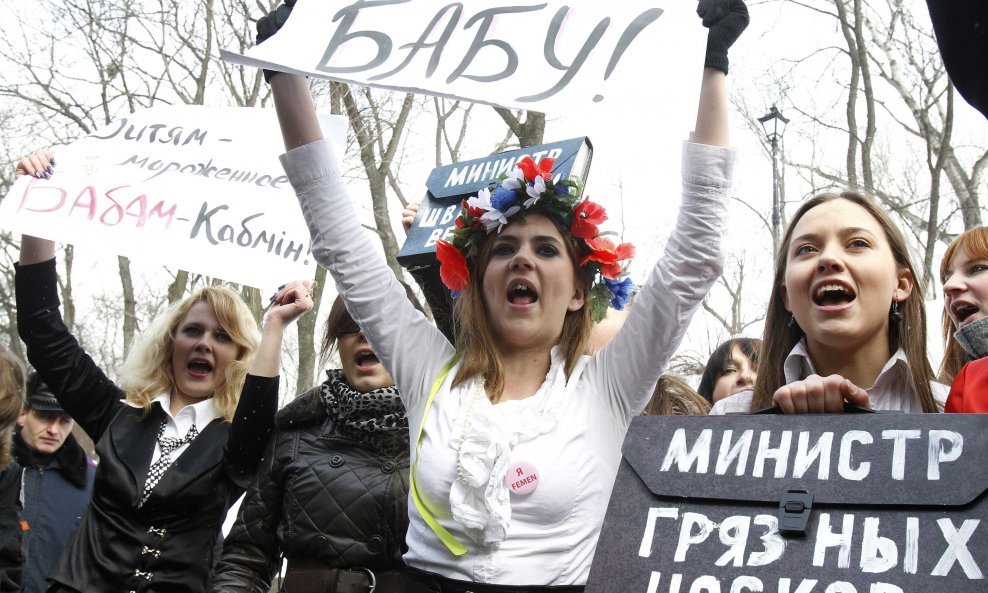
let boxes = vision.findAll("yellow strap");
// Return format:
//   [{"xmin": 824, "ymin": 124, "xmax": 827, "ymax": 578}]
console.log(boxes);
[{"xmin": 410, "ymin": 357, "xmax": 469, "ymax": 556}]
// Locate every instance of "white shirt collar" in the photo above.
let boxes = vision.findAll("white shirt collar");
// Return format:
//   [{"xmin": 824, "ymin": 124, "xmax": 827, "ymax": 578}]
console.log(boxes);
[
  {"xmin": 151, "ymin": 392, "xmax": 220, "ymax": 429},
  {"xmin": 782, "ymin": 338, "xmax": 910, "ymax": 388}
]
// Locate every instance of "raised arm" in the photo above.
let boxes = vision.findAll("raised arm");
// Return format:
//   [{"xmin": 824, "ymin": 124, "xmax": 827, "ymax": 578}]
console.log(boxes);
[
  {"xmin": 251, "ymin": 280, "xmax": 314, "ymax": 377},
  {"xmin": 591, "ymin": 1, "xmax": 746, "ymax": 420},
  {"xmin": 15, "ymin": 150, "xmax": 56, "ymax": 265},
  {"xmin": 691, "ymin": 0, "xmax": 748, "ymax": 148}
]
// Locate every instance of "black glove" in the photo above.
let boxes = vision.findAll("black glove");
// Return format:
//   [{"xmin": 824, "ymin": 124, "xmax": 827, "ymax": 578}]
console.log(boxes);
[
  {"xmin": 697, "ymin": 0, "xmax": 730, "ymax": 27},
  {"xmin": 700, "ymin": 0, "xmax": 749, "ymax": 74},
  {"xmin": 256, "ymin": 0, "xmax": 297, "ymax": 82}
]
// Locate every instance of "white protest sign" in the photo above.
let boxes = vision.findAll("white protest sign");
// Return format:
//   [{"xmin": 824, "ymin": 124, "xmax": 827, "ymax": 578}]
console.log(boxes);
[
  {"xmin": 0, "ymin": 105, "xmax": 346, "ymax": 290},
  {"xmin": 221, "ymin": 0, "xmax": 704, "ymax": 114}
]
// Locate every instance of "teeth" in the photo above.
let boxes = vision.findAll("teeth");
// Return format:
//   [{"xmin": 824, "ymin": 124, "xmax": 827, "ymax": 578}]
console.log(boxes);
[
  {"xmin": 514, "ymin": 283, "xmax": 528, "ymax": 292},
  {"xmin": 815, "ymin": 284, "xmax": 848, "ymax": 298}
]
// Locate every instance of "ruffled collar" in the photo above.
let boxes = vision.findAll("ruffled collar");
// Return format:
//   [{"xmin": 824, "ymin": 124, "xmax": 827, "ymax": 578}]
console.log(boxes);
[{"xmin": 448, "ymin": 346, "xmax": 591, "ymax": 547}]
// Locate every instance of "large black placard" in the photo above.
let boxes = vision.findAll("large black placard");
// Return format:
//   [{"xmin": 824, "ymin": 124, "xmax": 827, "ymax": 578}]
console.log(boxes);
[{"xmin": 587, "ymin": 414, "xmax": 988, "ymax": 593}]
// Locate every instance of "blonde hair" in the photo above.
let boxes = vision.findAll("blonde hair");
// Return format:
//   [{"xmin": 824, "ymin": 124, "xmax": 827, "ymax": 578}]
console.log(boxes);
[
  {"xmin": 452, "ymin": 217, "xmax": 592, "ymax": 401},
  {"xmin": 642, "ymin": 375, "xmax": 711, "ymax": 416},
  {"xmin": 117, "ymin": 286, "xmax": 259, "ymax": 421},
  {"xmin": 752, "ymin": 191, "xmax": 939, "ymax": 413},
  {"xmin": 939, "ymin": 227, "xmax": 988, "ymax": 383},
  {"xmin": 0, "ymin": 346, "xmax": 26, "ymax": 469}
]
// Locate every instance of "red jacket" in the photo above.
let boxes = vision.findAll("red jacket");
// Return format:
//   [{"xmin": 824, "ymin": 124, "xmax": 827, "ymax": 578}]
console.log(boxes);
[{"xmin": 946, "ymin": 357, "xmax": 988, "ymax": 413}]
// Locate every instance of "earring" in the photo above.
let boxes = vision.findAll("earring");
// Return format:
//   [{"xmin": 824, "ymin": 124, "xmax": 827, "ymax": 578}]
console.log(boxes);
[
  {"xmin": 890, "ymin": 300, "xmax": 903, "ymax": 323},
  {"xmin": 788, "ymin": 314, "xmax": 802, "ymax": 336}
]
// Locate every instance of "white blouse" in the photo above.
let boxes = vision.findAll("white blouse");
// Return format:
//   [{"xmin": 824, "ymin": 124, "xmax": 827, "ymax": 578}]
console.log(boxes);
[{"xmin": 281, "ymin": 138, "xmax": 736, "ymax": 585}]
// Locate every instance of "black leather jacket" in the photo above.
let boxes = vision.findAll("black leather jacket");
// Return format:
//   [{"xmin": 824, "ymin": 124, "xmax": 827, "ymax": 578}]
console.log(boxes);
[
  {"xmin": 15, "ymin": 259, "xmax": 277, "ymax": 593},
  {"xmin": 209, "ymin": 387, "xmax": 410, "ymax": 593}
]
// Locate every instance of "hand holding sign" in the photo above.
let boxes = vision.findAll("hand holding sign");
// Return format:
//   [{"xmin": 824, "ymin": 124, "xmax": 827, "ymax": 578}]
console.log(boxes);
[
  {"xmin": 256, "ymin": 0, "xmax": 297, "ymax": 82},
  {"xmin": 773, "ymin": 373, "xmax": 873, "ymax": 414},
  {"xmin": 15, "ymin": 149, "xmax": 55, "ymax": 180},
  {"xmin": 701, "ymin": 0, "xmax": 749, "ymax": 74}
]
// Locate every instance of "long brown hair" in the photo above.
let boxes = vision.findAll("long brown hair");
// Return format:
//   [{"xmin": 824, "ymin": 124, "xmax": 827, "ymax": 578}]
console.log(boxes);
[
  {"xmin": 939, "ymin": 227, "xmax": 988, "ymax": 382},
  {"xmin": 751, "ymin": 191, "xmax": 939, "ymax": 412},
  {"xmin": 452, "ymin": 216, "xmax": 592, "ymax": 401}
]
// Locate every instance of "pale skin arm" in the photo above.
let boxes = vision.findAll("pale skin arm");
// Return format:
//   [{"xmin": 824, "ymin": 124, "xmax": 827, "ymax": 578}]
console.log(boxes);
[
  {"xmin": 271, "ymin": 73, "xmax": 323, "ymax": 151},
  {"xmin": 772, "ymin": 374, "xmax": 872, "ymax": 414},
  {"xmin": 689, "ymin": 68, "xmax": 729, "ymax": 148},
  {"xmin": 250, "ymin": 280, "xmax": 314, "ymax": 377},
  {"xmin": 14, "ymin": 150, "xmax": 57, "ymax": 265}
]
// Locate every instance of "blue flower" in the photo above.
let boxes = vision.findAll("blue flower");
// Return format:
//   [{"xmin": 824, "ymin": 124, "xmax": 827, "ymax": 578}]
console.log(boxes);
[
  {"xmin": 450, "ymin": 289, "xmax": 462, "ymax": 301},
  {"xmin": 556, "ymin": 185, "xmax": 570, "ymax": 196},
  {"xmin": 491, "ymin": 187, "xmax": 518, "ymax": 212},
  {"xmin": 603, "ymin": 276, "xmax": 635, "ymax": 310}
]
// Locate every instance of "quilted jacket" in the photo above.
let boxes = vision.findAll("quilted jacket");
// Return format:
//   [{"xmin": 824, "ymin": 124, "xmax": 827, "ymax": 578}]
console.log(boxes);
[{"xmin": 209, "ymin": 386, "xmax": 410, "ymax": 593}]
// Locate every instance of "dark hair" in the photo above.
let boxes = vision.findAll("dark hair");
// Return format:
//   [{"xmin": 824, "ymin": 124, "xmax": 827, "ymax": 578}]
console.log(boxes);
[
  {"xmin": 697, "ymin": 338, "xmax": 761, "ymax": 403},
  {"xmin": 319, "ymin": 283, "xmax": 423, "ymax": 368}
]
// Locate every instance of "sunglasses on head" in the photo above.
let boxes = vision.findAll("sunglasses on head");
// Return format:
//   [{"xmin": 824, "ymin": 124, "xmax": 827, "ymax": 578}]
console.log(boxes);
[{"xmin": 336, "ymin": 318, "xmax": 361, "ymax": 337}]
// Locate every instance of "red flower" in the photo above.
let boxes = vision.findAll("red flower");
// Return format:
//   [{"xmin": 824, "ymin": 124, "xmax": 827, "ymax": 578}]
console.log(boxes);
[
  {"xmin": 571, "ymin": 198, "xmax": 607, "ymax": 239},
  {"xmin": 436, "ymin": 240, "xmax": 470, "ymax": 291},
  {"xmin": 580, "ymin": 236, "xmax": 635, "ymax": 279},
  {"xmin": 516, "ymin": 156, "xmax": 555, "ymax": 182}
]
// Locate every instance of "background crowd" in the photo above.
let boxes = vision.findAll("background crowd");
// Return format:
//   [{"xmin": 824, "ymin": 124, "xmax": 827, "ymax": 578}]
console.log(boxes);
[{"xmin": 0, "ymin": 0, "xmax": 984, "ymax": 592}]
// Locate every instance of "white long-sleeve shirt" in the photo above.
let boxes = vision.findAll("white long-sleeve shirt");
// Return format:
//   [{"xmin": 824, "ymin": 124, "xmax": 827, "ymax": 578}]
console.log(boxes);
[
  {"xmin": 280, "ymin": 139, "xmax": 735, "ymax": 585},
  {"xmin": 709, "ymin": 339, "xmax": 948, "ymax": 415}
]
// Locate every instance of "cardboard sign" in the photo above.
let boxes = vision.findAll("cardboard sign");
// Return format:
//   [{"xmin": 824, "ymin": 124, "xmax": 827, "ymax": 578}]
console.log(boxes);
[
  {"xmin": 587, "ymin": 414, "xmax": 988, "ymax": 593},
  {"xmin": 397, "ymin": 136, "xmax": 592, "ymax": 269},
  {"xmin": 221, "ymin": 0, "xmax": 702, "ymax": 114},
  {"xmin": 0, "ymin": 105, "xmax": 345, "ymax": 289}
]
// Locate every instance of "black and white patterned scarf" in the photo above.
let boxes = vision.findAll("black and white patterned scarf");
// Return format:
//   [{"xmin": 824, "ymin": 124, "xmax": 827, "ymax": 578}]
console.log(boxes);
[{"xmin": 319, "ymin": 369, "xmax": 407, "ymax": 449}]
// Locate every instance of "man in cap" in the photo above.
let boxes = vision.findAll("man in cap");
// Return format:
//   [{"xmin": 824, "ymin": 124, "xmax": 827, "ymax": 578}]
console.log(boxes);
[{"xmin": 14, "ymin": 373, "xmax": 95, "ymax": 593}]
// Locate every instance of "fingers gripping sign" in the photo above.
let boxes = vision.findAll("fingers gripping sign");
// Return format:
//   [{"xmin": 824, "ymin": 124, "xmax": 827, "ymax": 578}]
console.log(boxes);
[
  {"xmin": 772, "ymin": 374, "xmax": 872, "ymax": 414},
  {"xmin": 15, "ymin": 149, "xmax": 56, "ymax": 180}
]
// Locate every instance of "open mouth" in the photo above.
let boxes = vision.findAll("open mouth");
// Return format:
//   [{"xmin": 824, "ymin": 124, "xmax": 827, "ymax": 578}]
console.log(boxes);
[
  {"xmin": 187, "ymin": 358, "xmax": 214, "ymax": 377},
  {"xmin": 953, "ymin": 302, "xmax": 980, "ymax": 326},
  {"xmin": 507, "ymin": 282, "xmax": 539, "ymax": 305},
  {"xmin": 813, "ymin": 283, "xmax": 856, "ymax": 307},
  {"xmin": 355, "ymin": 350, "xmax": 380, "ymax": 369}
]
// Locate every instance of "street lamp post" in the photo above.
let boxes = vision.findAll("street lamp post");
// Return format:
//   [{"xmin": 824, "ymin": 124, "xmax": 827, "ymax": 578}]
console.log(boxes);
[{"xmin": 758, "ymin": 105, "xmax": 789, "ymax": 255}]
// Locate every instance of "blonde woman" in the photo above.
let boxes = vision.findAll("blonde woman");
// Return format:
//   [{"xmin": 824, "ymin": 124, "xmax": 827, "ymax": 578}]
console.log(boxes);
[{"xmin": 15, "ymin": 152, "xmax": 312, "ymax": 593}]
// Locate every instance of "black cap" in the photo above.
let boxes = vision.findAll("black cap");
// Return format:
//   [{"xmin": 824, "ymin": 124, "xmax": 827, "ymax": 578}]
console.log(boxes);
[{"xmin": 26, "ymin": 373, "xmax": 64, "ymax": 413}]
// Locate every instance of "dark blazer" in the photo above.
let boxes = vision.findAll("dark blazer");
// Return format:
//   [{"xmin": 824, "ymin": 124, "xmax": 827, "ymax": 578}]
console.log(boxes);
[{"xmin": 15, "ymin": 259, "xmax": 277, "ymax": 593}]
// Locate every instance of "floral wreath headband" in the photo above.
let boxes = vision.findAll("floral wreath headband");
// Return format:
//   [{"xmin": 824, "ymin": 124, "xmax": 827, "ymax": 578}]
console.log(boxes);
[{"xmin": 435, "ymin": 156, "xmax": 635, "ymax": 323}]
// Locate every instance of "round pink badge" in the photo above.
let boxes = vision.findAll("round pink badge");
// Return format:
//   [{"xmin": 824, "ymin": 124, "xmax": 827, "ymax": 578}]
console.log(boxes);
[{"xmin": 505, "ymin": 461, "xmax": 539, "ymax": 496}]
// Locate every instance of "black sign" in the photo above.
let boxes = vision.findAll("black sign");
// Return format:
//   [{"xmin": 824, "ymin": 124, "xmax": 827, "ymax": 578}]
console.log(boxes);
[
  {"xmin": 587, "ymin": 414, "xmax": 988, "ymax": 593},
  {"xmin": 396, "ymin": 137, "xmax": 593, "ymax": 269}
]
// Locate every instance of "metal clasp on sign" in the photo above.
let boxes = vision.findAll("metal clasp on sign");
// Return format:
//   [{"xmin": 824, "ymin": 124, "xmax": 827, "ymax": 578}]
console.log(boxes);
[{"xmin": 778, "ymin": 488, "xmax": 814, "ymax": 536}]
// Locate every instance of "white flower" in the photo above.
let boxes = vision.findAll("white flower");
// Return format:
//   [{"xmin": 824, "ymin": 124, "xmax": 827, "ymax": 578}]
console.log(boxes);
[
  {"xmin": 480, "ymin": 205, "xmax": 520, "ymax": 233},
  {"xmin": 467, "ymin": 187, "xmax": 493, "ymax": 211},
  {"xmin": 523, "ymin": 176, "xmax": 546, "ymax": 208},
  {"xmin": 501, "ymin": 174, "xmax": 522, "ymax": 191}
]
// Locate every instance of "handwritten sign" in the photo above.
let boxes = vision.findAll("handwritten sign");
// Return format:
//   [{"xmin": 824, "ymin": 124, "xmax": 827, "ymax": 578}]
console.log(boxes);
[
  {"xmin": 587, "ymin": 414, "xmax": 988, "ymax": 593},
  {"xmin": 0, "ymin": 106, "xmax": 346, "ymax": 289},
  {"xmin": 221, "ymin": 0, "xmax": 703, "ymax": 114}
]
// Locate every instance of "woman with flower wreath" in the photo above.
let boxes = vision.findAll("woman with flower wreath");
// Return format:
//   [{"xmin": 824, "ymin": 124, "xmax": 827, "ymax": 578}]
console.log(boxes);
[{"xmin": 257, "ymin": 0, "xmax": 746, "ymax": 589}]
